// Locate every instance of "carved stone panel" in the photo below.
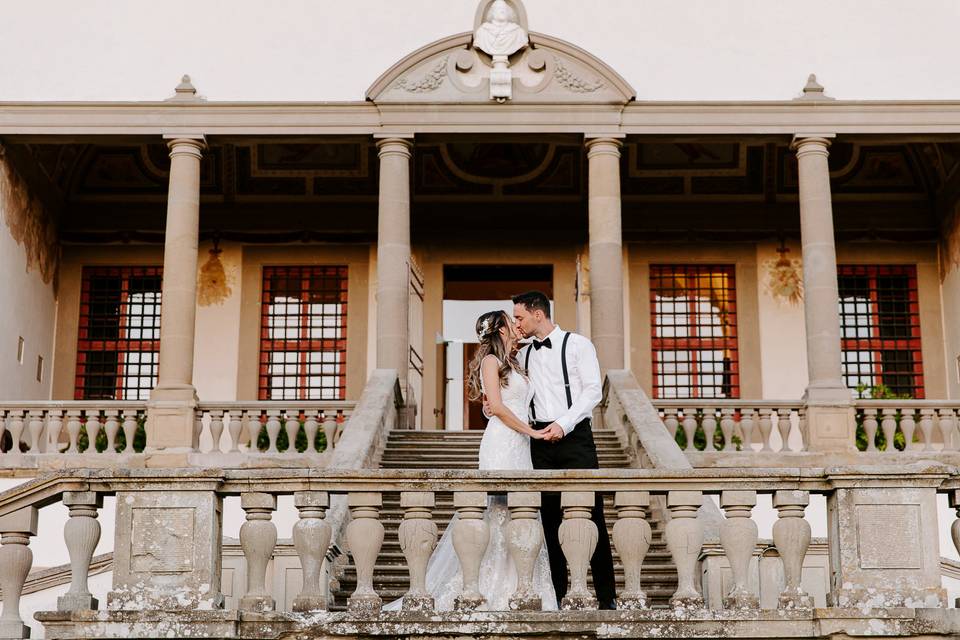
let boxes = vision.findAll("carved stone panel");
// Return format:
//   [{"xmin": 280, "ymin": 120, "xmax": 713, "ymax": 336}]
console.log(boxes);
[{"xmin": 855, "ymin": 504, "xmax": 921, "ymax": 570}]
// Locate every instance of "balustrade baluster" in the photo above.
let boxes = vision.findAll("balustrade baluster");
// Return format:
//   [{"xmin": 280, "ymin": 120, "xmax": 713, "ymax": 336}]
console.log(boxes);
[
  {"xmin": 103, "ymin": 410, "xmax": 119, "ymax": 453},
  {"xmin": 880, "ymin": 408, "xmax": 898, "ymax": 452},
  {"xmin": 663, "ymin": 409, "xmax": 679, "ymax": 443},
  {"xmin": 612, "ymin": 491, "xmax": 650, "ymax": 609},
  {"xmin": 283, "ymin": 410, "xmax": 299, "ymax": 454},
  {"xmin": 0, "ymin": 411, "xmax": 6, "ymax": 454},
  {"xmin": 239, "ymin": 492, "xmax": 277, "ymax": 612},
  {"xmin": 292, "ymin": 491, "xmax": 331, "ymax": 612},
  {"xmin": 452, "ymin": 492, "xmax": 489, "ymax": 611},
  {"xmin": 7, "ymin": 411, "xmax": 24, "ymax": 455},
  {"xmin": 559, "ymin": 491, "xmax": 598, "ymax": 609},
  {"xmin": 243, "ymin": 411, "xmax": 259, "ymax": 452},
  {"xmin": 58, "ymin": 492, "xmax": 102, "ymax": 611},
  {"xmin": 776, "ymin": 409, "xmax": 791, "ymax": 452},
  {"xmin": 772, "ymin": 490, "xmax": 813, "ymax": 609},
  {"xmin": 84, "ymin": 413, "xmax": 101, "ymax": 454},
  {"xmin": 919, "ymin": 408, "xmax": 935, "ymax": 451},
  {"xmin": 740, "ymin": 410, "xmax": 756, "ymax": 452},
  {"xmin": 47, "ymin": 410, "xmax": 64, "ymax": 454},
  {"xmin": 720, "ymin": 490, "xmax": 758, "ymax": 609},
  {"xmin": 702, "ymin": 409, "xmax": 718, "ymax": 452},
  {"xmin": 507, "ymin": 492, "xmax": 543, "ymax": 611},
  {"xmin": 398, "ymin": 491, "xmax": 437, "ymax": 611},
  {"xmin": 758, "ymin": 408, "xmax": 773, "ymax": 452},
  {"xmin": 0, "ymin": 506, "xmax": 38, "ymax": 639},
  {"xmin": 193, "ymin": 414, "xmax": 203, "ymax": 451},
  {"xmin": 900, "ymin": 409, "xmax": 917, "ymax": 452},
  {"xmin": 862, "ymin": 408, "xmax": 879, "ymax": 452},
  {"xmin": 938, "ymin": 409, "xmax": 957, "ymax": 451},
  {"xmin": 303, "ymin": 411, "xmax": 319, "ymax": 453},
  {"xmin": 209, "ymin": 411, "xmax": 225, "ymax": 453},
  {"xmin": 720, "ymin": 408, "xmax": 736, "ymax": 452},
  {"xmin": 346, "ymin": 492, "xmax": 384, "ymax": 614},
  {"xmin": 27, "ymin": 410, "xmax": 44, "ymax": 453},
  {"xmin": 797, "ymin": 407, "xmax": 808, "ymax": 451},
  {"xmin": 121, "ymin": 411, "xmax": 138, "ymax": 453},
  {"xmin": 681, "ymin": 409, "xmax": 697, "ymax": 451},
  {"xmin": 264, "ymin": 410, "xmax": 282, "ymax": 454},
  {"xmin": 322, "ymin": 413, "xmax": 337, "ymax": 452},
  {"xmin": 665, "ymin": 491, "xmax": 704, "ymax": 608},
  {"xmin": 65, "ymin": 410, "xmax": 81, "ymax": 454},
  {"xmin": 227, "ymin": 411, "xmax": 243, "ymax": 453}
]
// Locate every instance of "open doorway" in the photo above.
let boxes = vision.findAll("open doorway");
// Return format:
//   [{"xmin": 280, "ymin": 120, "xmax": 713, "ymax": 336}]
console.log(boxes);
[{"xmin": 440, "ymin": 265, "xmax": 553, "ymax": 430}]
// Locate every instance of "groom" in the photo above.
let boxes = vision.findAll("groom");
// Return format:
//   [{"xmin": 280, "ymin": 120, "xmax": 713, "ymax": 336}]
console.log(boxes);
[{"xmin": 511, "ymin": 290, "xmax": 617, "ymax": 610}]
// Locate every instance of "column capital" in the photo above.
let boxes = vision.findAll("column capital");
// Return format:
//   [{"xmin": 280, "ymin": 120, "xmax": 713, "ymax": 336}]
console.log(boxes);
[
  {"xmin": 375, "ymin": 135, "xmax": 413, "ymax": 158},
  {"xmin": 163, "ymin": 134, "xmax": 207, "ymax": 159},
  {"xmin": 585, "ymin": 135, "xmax": 624, "ymax": 158},
  {"xmin": 790, "ymin": 133, "xmax": 835, "ymax": 154}
]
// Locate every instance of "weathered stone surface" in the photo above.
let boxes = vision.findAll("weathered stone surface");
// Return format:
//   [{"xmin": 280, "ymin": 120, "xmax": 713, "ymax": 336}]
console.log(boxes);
[{"xmin": 108, "ymin": 490, "xmax": 224, "ymax": 611}]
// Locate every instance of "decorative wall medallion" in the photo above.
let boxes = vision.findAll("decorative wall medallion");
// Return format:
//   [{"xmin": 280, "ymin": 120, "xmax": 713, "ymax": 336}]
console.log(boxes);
[
  {"xmin": 553, "ymin": 57, "xmax": 604, "ymax": 93},
  {"xmin": 395, "ymin": 56, "xmax": 449, "ymax": 93},
  {"xmin": 763, "ymin": 244, "xmax": 803, "ymax": 306},
  {"xmin": 474, "ymin": 0, "xmax": 529, "ymax": 101}
]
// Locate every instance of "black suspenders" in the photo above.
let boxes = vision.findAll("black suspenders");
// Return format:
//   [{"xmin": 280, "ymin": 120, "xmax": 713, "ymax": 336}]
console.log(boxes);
[{"xmin": 525, "ymin": 332, "xmax": 573, "ymax": 422}]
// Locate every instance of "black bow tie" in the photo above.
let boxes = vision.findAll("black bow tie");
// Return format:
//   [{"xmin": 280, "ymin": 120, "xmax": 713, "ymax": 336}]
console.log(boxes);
[{"xmin": 532, "ymin": 337, "xmax": 552, "ymax": 350}]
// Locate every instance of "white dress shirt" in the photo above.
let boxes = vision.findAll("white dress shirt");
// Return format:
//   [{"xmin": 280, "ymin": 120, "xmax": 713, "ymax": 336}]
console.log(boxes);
[{"xmin": 520, "ymin": 326, "xmax": 603, "ymax": 436}]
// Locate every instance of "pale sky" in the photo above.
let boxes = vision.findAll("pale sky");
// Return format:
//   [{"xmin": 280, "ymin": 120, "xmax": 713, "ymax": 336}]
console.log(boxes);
[{"xmin": 1, "ymin": 0, "xmax": 959, "ymax": 102}]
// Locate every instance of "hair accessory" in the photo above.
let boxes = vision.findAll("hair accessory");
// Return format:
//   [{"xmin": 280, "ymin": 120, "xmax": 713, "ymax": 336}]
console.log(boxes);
[{"xmin": 478, "ymin": 317, "xmax": 494, "ymax": 339}]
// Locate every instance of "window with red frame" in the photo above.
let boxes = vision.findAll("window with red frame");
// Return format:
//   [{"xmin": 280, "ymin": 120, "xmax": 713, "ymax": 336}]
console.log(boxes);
[
  {"xmin": 838, "ymin": 265, "xmax": 923, "ymax": 398},
  {"xmin": 259, "ymin": 266, "xmax": 348, "ymax": 400},
  {"xmin": 650, "ymin": 265, "xmax": 739, "ymax": 399},
  {"xmin": 75, "ymin": 266, "xmax": 162, "ymax": 400}
]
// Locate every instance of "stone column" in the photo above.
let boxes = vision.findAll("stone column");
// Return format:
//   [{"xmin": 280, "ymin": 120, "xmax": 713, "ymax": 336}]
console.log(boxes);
[
  {"xmin": 375, "ymin": 136, "xmax": 413, "ymax": 393},
  {"xmin": 146, "ymin": 134, "xmax": 206, "ymax": 453},
  {"xmin": 792, "ymin": 134, "xmax": 855, "ymax": 451},
  {"xmin": 586, "ymin": 136, "xmax": 625, "ymax": 371}
]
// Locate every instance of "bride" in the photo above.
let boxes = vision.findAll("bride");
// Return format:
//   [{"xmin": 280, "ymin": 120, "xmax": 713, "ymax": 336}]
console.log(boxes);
[{"xmin": 387, "ymin": 310, "xmax": 556, "ymax": 611}]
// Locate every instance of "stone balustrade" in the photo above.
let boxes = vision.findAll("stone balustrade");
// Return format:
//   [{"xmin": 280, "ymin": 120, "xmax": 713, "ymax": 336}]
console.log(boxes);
[
  {"xmin": 652, "ymin": 401, "xmax": 807, "ymax": 453},
  {"xmin": 0, "ymin": 401, "xmax": 355, "ymax": 471},
  {"xmin": 0, "ymin": 465, "xmax": 957, "ymax": 639},
  {"xmin": 853, "ymin": 400, "xmax": 960, "ymax": 452},
  {"xmin": 0, "ymin": 403, "xmax": 147, "ymax": 457},
  {"xmin": 194, "ymin": 402, "xmax": 351, "ymax": 454}
]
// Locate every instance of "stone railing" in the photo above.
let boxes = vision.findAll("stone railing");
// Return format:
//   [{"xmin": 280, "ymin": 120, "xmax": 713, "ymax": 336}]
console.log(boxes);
[
  {"xmin": 853, "ymin": 400, "xmax": 960, "ymax": 452},
  {"xmin": 0, "ymin": 402, "xmax": 148, "ymax": 457},
  {"xmin": 2, "ymin": 463, "xmax": 957, "ymax": 639},
  {"xmin": 652, "ymin": 401, "xmax": 807, "ymax": 453},
  {"xmin": 194, "ymin": 402, "xmax": 351, "ymax": 455}
]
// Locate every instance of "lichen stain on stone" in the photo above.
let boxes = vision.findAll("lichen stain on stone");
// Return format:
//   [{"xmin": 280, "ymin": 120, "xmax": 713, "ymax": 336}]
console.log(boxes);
[
  {"xmin": 0, "ymin": 145, "xmax": 60, "ymax": 293},
  {"xmin": 197, "ymin": 247, "xmax": 233, "ymax": 307}
]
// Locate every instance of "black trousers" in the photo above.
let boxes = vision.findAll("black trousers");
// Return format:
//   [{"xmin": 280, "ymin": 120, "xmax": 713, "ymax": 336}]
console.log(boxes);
[{"xmin": 531, "ymin": 418, "xmax": 617, "ymax": 610}]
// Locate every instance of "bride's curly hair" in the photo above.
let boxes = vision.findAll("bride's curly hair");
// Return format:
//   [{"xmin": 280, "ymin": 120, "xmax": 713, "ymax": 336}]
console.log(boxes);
[{"xmin": 466, "ymin": 310, "xmax": 523, "ymax": 402}]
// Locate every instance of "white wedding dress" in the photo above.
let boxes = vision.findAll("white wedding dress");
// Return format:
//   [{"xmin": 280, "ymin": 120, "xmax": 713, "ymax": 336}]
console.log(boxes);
[{"xmin": 386, "ymin": 364, "xmax": 557, "ymax": 611}]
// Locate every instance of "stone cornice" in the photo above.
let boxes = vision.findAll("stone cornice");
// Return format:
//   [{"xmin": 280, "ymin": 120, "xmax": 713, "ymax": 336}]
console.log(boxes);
[{"xmin": 5, "ymin": 100, "xmax": 960, "ymax": 137}]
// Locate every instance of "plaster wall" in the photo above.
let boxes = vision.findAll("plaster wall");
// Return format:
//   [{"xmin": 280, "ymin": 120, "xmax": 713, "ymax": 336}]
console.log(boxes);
[
  {"xmin": 0, "ymin": 218, "xmax": 56, "ymax": 400},
  {"xmin": 755, "ymin": 240, "xmax": 808, "ymax": 398}
]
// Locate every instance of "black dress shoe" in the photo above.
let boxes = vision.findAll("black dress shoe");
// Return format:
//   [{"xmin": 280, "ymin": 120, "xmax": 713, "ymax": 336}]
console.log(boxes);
[{"xmin": 599, "ymin": 601, "xmax": 617, "ymax": 611}]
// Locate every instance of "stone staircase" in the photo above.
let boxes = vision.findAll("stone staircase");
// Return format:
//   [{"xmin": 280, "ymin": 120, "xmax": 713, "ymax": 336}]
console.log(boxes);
[{"xmin": 330, "ymin": 428, "xmax": 679, "ymax": 609}]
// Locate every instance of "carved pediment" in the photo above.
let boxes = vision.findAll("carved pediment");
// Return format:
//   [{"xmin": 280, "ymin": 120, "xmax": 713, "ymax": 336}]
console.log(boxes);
[{"xmin": 366, "ymin": 4, "xmax": 634, "ymax": 106}]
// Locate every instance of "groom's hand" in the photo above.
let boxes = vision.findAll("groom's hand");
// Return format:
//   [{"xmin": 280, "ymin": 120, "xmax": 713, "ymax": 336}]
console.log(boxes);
[{"xmin": 542, "ymin": 423, "xmax": 564, "ymax": 441}]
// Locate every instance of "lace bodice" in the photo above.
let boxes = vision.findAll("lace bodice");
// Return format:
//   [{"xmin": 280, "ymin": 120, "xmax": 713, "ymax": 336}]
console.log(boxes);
[{"xmin": 479, "ymin": 363, "xmax": 534, "ymax": 471}]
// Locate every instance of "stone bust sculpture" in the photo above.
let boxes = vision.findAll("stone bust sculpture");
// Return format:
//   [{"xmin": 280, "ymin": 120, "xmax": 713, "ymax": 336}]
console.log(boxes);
[{"xmin": 474, "ymin": 0, "xmax": 528, "ymax": 57}]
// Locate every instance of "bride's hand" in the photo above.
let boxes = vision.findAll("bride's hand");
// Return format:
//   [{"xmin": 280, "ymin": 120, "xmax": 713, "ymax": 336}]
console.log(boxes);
[{"xmin": 529, "ymin": 427, "xmax": 544, "ymax": 439}]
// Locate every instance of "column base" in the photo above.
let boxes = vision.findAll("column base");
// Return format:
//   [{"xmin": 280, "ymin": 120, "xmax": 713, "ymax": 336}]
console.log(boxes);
[
  {"xmin": 401, "ymin": 594, "xmax": 435, "ymax": 612},
  {"xmin": 0, "ymin": 621, "xmax": 30, "ymax": 639},
  {"xmin": 238, "ymin": 595, "xmax": 275, "ymax": 612},
  {"xmin": 145, "ymin": 384, "xmax": 198, "ymax": 452},
  {"xmin": 347, "ymin": 594, "xmax": 382, "ymax": 616},
  {"xmin": 804, "ymin": 404, "xmax": 856, "ymax": 452},
  {"xmin": 509, "ymin": 594, "xmax": 542, "ymax": 611},
  {"xmin": 291, "ymin": 595, "xmax": 326, "ymax": 613},
  {"xmin": 561, "ymin": 594, "xmax": 598, "ymax": 610},
  {"xmin": 57, "ymin": 593, "xmax": 98, "ymax": 612}
]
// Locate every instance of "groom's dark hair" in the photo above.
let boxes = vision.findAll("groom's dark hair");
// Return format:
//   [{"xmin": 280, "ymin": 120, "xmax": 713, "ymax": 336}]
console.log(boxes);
[{"xmin": 512, "ymin": 290, "xmax": 551, "ymax": 318}]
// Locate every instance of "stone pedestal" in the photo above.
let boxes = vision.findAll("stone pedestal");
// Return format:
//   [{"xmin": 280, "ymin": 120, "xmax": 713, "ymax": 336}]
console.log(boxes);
[
  {"xmin": 0, "ymin": 507, "xmax": 37, "ymax": 639},
  {"xmin": 109, "ymin": 490, "xmax": 224, "ymax": 610},
  {"xmin": 827, "ymin": 475, "xmax": 946, "ymax": 608}
]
